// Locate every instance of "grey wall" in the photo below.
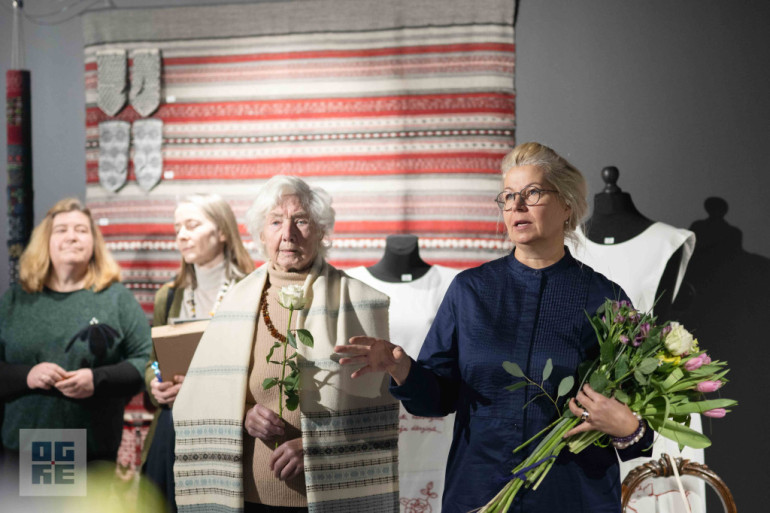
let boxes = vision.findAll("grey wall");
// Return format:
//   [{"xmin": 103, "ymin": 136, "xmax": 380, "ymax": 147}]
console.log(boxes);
[
  {"xmin": 1, "ymin": 0, "xmax": 767, "ymax": 508},
  {"xmin": 515, "ymin": 0, "xmax": 770, "ymax": 259}
]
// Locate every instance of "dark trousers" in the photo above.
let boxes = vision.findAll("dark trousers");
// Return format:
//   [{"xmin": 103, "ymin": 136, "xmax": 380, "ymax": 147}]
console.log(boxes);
[{"xmin": 142, "ymin": 407, "xmax": 177, "ymax": 513}]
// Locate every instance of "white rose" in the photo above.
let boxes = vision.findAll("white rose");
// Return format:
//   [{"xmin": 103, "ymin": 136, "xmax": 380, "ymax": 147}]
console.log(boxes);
[
  {"xmin": 278, "ymin": 285, "xmax": 307, "ymax": 310},
  {"xmin": 664, "ymin": 322, "xmax": 695, "ymax": 356}
]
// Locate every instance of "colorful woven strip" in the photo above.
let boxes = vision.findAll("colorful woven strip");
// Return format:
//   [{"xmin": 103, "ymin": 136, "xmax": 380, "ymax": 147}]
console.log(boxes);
[{"xmin": 6, "ymin": 70, "xmax": 33, "ymax": 284}]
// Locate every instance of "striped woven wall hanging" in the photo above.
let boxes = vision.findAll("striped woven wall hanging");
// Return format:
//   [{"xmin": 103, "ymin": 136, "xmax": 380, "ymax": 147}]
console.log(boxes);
[{"xmin": 82, "ymin": 0, "xmax": 517, "ymax": 315}]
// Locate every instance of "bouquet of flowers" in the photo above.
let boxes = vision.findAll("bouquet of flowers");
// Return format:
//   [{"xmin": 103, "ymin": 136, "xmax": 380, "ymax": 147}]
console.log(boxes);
[
  {"xmin": 479, "ymin": 299, "xmax": 736, "ymax": 513},
  {"xmin": 262, "ymin": 285, "xmax": 314, "ymax": 444}
]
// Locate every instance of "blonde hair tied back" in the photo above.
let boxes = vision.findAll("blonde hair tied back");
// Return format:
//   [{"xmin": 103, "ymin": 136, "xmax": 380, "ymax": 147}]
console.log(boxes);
[{"xmin": 500, "ymin": 142, "xmax": 588, "ymax": 244}]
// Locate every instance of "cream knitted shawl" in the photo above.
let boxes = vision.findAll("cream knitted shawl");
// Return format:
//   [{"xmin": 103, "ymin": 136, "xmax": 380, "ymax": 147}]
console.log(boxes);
[{"xmin": 173, "ymin": 257, "xmax": 399, "ymax": 512}]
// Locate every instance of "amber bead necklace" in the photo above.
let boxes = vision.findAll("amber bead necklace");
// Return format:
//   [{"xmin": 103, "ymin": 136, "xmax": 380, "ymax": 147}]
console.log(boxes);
[{"xmin": 260, "ymin": 282, "xmax": 287, "ymax": 343}]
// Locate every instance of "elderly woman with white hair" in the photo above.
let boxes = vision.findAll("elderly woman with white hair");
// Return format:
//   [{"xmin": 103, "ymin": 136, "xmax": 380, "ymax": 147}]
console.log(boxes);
[{"xmin": 172, "ymin": 176, "xmax": 398, "ymax": 513}]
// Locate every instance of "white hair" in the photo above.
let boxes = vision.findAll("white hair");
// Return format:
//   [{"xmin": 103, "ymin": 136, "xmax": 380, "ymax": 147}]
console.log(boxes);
[{"xmin": 246, "ymin": 175, "xmax": 335, "ymax": 259}]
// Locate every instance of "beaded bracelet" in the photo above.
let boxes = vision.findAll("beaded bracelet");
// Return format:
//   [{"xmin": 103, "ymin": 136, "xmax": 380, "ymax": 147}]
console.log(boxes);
[{"xmin": 611, "ymin": 412, "xmax": 646, "ymax": 450}]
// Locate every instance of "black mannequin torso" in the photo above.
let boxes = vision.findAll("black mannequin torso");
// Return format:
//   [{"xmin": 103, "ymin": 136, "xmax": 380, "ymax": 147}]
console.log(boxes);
[
  {"xmin": 584, "ymin": 166, "xmax": 684, "ymax": 317},
  {"xmin": 584, "ymin": 166, "xmax": 653, "ymax": 244},
  {"xmin": 367, "ymin": 234, "xmax": 431, "ymax": 283}
]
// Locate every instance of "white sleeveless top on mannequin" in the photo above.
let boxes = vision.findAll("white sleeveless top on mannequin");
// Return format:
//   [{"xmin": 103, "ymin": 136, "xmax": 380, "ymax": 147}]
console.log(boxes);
[
  {"xmin": 569, "ymin": 222, "xmax": 706, "ymax": 512},
  {"xmin": 345, "ymin": 265, "xmax": 459, "ymax": 513},
  {"xmin": 568, "ymin": 222, "xmax": 695, "ymax": 313}
]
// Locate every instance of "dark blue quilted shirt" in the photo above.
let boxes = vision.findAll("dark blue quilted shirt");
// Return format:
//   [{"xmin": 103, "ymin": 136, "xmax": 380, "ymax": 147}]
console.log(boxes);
[{"xmin": 391, "ymin": 249, "xmax": 653, "ymax": 513}]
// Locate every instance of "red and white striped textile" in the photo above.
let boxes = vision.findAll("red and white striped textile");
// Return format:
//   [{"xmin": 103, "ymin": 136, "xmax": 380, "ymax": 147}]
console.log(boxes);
[{"xmin": 83, "ymin": 0, "xmax": 517, "ymax": 315}]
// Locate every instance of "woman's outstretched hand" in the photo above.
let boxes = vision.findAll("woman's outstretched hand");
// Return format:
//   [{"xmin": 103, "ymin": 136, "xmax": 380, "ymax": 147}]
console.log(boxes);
[{"xmin": 334, "ymin": 336, "xmax": 412, "ymax": 384}]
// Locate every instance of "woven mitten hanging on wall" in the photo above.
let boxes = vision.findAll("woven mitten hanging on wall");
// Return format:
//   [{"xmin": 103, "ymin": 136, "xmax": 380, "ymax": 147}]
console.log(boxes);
[
  {"xmin": 132, "ymin": 119, "xmax": 164, "ymax": 191},
  {"xmin": 96, "ymin": 49, "xmax": 128, "ymax": 116},
  {"xmin": 129, "ymin": 49, "xmax": 162, "ymax": 117},
  {"xmin": 98, "ymin": 120, "xmax": 130, "ymax": 192}
]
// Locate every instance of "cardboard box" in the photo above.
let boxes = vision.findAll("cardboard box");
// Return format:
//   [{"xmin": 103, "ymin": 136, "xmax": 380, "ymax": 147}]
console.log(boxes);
[{"xmin": 151, "ymin": 320, "xmax": 210, "ymax": 380}]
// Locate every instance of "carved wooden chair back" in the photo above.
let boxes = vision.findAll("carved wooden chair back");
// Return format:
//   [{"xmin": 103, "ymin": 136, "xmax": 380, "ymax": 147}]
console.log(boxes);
[{"xmin": 621, "ymin": 454, "xmax": 736, "ymax": 513}]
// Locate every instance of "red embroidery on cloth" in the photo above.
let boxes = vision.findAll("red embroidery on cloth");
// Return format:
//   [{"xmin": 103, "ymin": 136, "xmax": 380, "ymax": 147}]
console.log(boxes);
[
  {"xmin": 627, "ymin": 482, "xmax": 697, "ymax": 513},
  {"xmin": 401, "ymin": 481, "xmax": 439, "ymax": 513}
]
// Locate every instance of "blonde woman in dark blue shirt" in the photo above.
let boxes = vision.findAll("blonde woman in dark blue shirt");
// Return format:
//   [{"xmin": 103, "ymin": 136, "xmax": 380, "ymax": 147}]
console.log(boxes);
[{"xmin": 337, "ymin": 142, "xmax": 653, "ymax": 513}]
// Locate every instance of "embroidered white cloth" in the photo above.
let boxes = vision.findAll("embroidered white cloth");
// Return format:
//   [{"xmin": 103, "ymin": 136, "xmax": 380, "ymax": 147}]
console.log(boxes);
[
  {"xmin": 173, "ymin": 257, "xmax": 399, "ymax": 512},
  {"xmin": 345, "ymin": 265, "xmax": 458, "ymax": 512}
]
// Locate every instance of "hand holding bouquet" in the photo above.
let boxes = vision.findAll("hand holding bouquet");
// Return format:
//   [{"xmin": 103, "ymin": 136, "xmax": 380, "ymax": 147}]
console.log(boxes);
[{"xmin": 480, "ymin": 299, "xmax": 736, "ymax": 513}]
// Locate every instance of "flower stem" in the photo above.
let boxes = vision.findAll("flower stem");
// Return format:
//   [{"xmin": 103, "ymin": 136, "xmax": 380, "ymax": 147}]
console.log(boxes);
[
  {"xmin": 524, "ymin": 377, "xmax": 561, "ymax": 415},
  {"xmin": 276, "ymin": 307, "xmax": 293, "ymax": 449},
  {"xmin": 512, "ymin": 416, "xmax": 564, "ymax": 454},
  {"xmin": 567, "ymin": 429, "xmax": 604, "ymax": 454}
]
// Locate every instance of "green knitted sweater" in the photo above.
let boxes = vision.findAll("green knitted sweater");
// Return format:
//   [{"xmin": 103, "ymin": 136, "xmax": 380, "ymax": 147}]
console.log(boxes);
[{"xmin": 0, "ymin": 282, "xmax": 151, "ymax": 460}]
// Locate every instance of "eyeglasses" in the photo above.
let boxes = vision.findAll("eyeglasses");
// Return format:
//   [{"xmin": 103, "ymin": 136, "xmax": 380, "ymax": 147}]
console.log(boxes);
[{"xmin": 495, "ymin": 185, "xmax": 558, "ymax": 211}]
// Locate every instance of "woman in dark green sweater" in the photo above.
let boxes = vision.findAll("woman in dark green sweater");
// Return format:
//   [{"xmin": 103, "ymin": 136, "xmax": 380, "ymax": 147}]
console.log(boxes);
[
  {"xmin": 0, "ymin": 198, "xmax": 151, "ymax": 462},
  {"xmin": 142, "ymin": 193, "xmax": 253, "ymax": 511}
]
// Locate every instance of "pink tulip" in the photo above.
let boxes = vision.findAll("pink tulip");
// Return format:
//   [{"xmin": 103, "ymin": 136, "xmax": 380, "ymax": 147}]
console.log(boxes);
[
  {"xmin": 700, "ymin": 354, "xmax": 712, "ymax": 365},
  {"xmin": 696, "ymin": 380, "xmax": 723, "ymax": 393},
  {"xmin": 684, "ymin": 355, "xmax": 706, "ymax": 371},
  {"xmin": 703, "ymin": 408, "xmax": 727, "ymax": 418}
]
